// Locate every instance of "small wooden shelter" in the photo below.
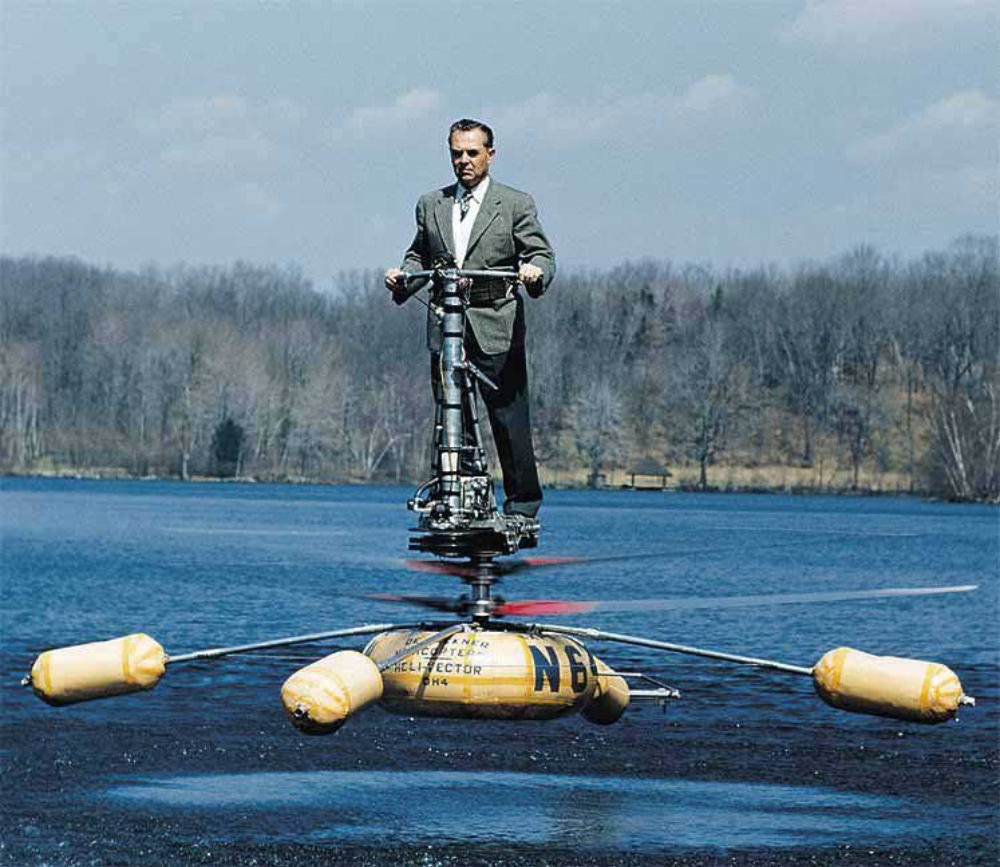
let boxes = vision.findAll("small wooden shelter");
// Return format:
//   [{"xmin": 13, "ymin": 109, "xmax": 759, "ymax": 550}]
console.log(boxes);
[{"xmin": 626, "ymin": 458, "xmax": 672, "ymax": 490}]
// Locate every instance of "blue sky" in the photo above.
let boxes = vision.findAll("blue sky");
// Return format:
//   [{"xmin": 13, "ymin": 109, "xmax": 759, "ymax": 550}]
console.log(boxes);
[{"xmin": 2, "ymin": 1, "xmax": 996, "ymax": 288}]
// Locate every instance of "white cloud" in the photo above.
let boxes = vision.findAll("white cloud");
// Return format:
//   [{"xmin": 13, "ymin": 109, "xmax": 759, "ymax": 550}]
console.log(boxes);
[
  {"xmin": 781, "ymin": 0, "xmax": 995, "ymax": 44},
  {"xmin": 138, "ymin": 93, "xmax": 301, "ymax": 168},
  {"xmin": 139, "ymin": 93, "xmax": 251, "ymax": 135},
  {"xmin": 485, "ymin": 74, "xmax": 754, "ymax": 146},
  {"xmin": 832, "ymin": 161, "xmax": 998, "ymax": 218},
  {"xmin": 335, "ymin": 87, "xmax": 444, "ymax": 139},
  {"xmin": 485, "ymin": 92, "xmax": 608, "ymax": 143},
  {"xmin": 917, "ymin": 89, "xmax": 1000, "ymax": 130},
  {"xmin": 676, "ymin": 74, "xmax": 749, "ymax": 113},
  {"xmin": 925, "ymin": 162, "xmax": 1000, "ymax": 204},
  {"xmin": 159, "ymin": 132, "xmax": 277, "ymax": 167},
  {"xmin": 223, "ymin": 181, "xmax": 284, "ymax": 221},
  {"xmin": 847, "ymin": 89, "xmax": 1000, "ymax": 162}
]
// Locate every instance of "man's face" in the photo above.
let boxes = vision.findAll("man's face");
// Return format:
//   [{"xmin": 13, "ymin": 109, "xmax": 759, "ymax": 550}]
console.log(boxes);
[{"xmin": 450, "ymin": 128, "xmax": 494, "ymax": 189}]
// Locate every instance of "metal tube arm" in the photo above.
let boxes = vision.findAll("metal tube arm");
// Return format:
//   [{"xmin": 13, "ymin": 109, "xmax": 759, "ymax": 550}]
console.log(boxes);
[
  {"xmin": 166, "ymin": 622, "xmax": 425, "ymax": 665},
  {"xmin": 529, "ymin": 623, "xmax": 814, "ymax": 677}
]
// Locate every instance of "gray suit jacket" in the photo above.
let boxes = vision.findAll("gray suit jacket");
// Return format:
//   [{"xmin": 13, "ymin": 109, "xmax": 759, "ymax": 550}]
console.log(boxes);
[{"xmin": 399, "ymin": 179, "xmax": 555, "ymax": 354}]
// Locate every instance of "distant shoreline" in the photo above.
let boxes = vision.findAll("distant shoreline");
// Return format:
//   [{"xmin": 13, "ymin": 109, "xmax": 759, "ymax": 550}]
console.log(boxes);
[
  {"xmin": 3, "ymin": 467, "xmax": 983, "ymax": 503},
  {"xmin": 5, "ymin": 242, "xmax": 998, "ymax": 505}
]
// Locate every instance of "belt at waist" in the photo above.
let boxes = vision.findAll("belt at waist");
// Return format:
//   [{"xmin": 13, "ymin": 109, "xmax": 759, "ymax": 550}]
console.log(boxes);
[{"xmin": 468, "ymin": 277, "xmax": 515, "ymax": 306}]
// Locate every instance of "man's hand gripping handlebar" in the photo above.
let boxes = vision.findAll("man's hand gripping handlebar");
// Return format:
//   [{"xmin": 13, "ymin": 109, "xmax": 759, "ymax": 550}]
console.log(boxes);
[{"xmin": 384, "ymin": 264, "xmax": 542, "ymax": 302}]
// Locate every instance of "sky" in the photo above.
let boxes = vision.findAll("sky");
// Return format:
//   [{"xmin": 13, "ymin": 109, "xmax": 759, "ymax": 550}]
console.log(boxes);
[{"xmin": 1, "ymin": 0, "xmax": 997, "ymax": 290}]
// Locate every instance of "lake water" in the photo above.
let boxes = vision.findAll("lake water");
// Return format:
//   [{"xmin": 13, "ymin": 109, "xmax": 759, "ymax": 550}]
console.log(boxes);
[{"xmin": 1, "ymin": 479, "xmax": 997, "ymax": 865}]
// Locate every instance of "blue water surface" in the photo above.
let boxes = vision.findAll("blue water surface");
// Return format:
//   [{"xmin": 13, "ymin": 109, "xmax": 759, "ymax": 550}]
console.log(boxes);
[{"xmin": 1, "ymin": 478, "xmax": 997, "ymax": 858}]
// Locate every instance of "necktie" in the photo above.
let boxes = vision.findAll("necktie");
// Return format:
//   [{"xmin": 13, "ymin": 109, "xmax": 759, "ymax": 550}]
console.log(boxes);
[{"xmin": 460, "ymin": 189, "xmax": 473, "ymax": 221}]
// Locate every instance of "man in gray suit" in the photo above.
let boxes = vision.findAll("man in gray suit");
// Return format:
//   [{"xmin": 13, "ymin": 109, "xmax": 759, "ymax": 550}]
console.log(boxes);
[{"xmin": 385, "ymin": 118, "xmax": 555, "ymax": 521}]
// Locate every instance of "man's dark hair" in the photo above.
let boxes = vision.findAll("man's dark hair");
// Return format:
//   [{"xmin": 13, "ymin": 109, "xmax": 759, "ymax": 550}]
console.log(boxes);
[{"xmin": 449, "ymin": 118, "xmax": 494, "ymax": 149}]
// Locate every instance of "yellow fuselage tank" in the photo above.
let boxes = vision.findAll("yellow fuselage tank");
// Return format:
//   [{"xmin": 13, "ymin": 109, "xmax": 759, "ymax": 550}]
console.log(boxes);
[{"xmin": 365, "ymin": 628, "xmax": 627, "ymax": 722}]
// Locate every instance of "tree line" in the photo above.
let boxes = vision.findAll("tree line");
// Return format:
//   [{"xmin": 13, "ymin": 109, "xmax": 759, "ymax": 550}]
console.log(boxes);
[{"xmin": 1, "ymin": 235, "xmax": 997, "ymax": 501}]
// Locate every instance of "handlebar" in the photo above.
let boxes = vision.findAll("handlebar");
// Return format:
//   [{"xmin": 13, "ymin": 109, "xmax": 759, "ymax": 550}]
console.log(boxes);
[
  {"xmin": 390, "ymin": 267, "xmax": 525, "ymax": 307},
  {"xmin": 402, "ymin": 268, "xmax": 520, "ymax": 282}
]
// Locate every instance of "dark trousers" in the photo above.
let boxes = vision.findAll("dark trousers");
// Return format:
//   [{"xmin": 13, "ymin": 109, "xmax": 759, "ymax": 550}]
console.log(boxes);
[{"xmin": 430, "ymin": 303, "xmax": 542, "ymax": 517}]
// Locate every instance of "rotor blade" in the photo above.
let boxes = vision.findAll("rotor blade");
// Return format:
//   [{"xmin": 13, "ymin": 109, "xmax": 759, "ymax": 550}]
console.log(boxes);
[
  {"xmin": 401, "ymin": 555, "xmax": 591, "ymax": 578},
  {"xmin": 498, "ymin": 541, "xmax": 855, "ymax": 575},
  {"xmin": 365, "ymin": 593, "xmax": 463, "ymax": 614},
  {"xmin": 403, "ymin": 560, "xmax": 482, "ymax": 578},
  {"xmin": 495, "ymin": 584, "xmax": 978, "ymax": 618},
  {"xmin": 402, "ymin": 540, "xmax": 839, "ymax": 579},
  {"xmin": 498, "ymin": 555, "xmax": 590, "ymax": 572},
  {"xmin": 495, "ymin": 600, "xmax": 597, "ymax": 616}
]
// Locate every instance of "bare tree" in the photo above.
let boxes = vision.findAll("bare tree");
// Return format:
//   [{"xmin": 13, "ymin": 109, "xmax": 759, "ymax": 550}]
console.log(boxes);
[
  {"xmin": 574, "ymin": 375, "xmax": 623, "ymax": 488},
  {"xmin": 775, "ymin": 266, "xmax": 845, "ymax": 465},
  {"xmin": 915, "ymin": 236, "xmax": 1000, "ymax": 499},
  {"xmin": 666, "ymin": 293, "xmax": 745, "ymax": 491},
  {"xmin": 0, "ymin": 342, "xmax": 43, "ymax": 467}
]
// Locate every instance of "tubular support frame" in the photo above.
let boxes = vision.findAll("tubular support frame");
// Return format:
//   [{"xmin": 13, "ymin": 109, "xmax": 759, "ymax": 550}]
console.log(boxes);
[
  {"xmin": 529, "ymin": 623, "xmax": 815, "ymax": 677},
  {"xmin": 166, "ymin": 623, "xmax": 425, "ymax": 665}
]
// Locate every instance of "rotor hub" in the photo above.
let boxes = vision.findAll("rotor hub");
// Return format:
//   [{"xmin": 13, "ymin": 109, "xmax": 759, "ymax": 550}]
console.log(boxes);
[{"xmin": 461, "ymin": 556, "xmax": 498, "ymax": 623}]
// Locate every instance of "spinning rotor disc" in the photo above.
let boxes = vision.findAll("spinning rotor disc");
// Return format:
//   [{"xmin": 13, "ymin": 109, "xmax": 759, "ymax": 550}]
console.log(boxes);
[{"xmin": 365, "ymin": 543, "xmax": 978, "ymax": 622}]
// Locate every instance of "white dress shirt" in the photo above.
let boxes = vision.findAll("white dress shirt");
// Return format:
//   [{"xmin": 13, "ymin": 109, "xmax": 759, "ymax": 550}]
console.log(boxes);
[{"xmin": 452, "ymin": 175, "xmax": 490, "ymax": 267}]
